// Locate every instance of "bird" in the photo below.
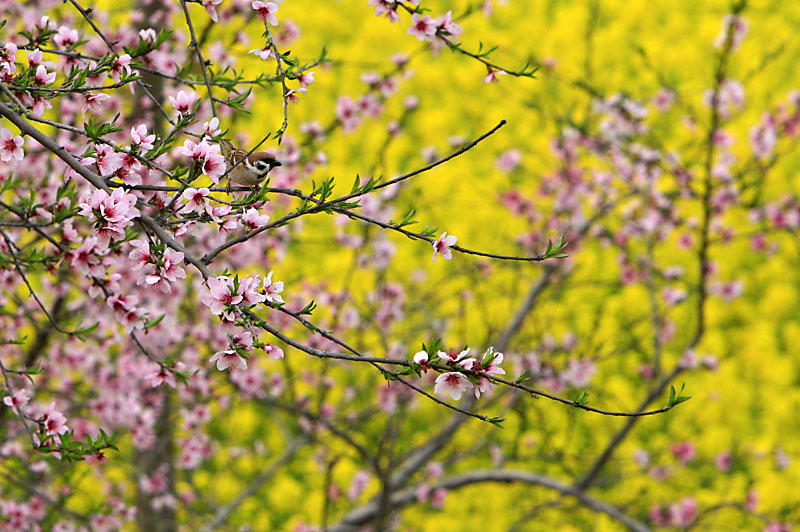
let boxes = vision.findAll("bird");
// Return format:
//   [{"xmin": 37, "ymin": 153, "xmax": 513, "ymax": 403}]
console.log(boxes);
[{"xmin": 220, "ymin": 139, "xmax": 282, "ymax": 191}]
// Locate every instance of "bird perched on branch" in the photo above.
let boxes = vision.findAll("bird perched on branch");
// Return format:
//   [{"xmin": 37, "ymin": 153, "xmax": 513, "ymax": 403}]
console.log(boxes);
[{"xmin": 220, "ymin": 139, "xmax": 282, "ymax": 191}]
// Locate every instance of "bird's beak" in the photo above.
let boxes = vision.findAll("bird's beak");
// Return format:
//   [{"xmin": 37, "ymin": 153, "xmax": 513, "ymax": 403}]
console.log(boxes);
[{"xmin": 273, "ymin": 161, "xmax": 282, "ymax": 167}]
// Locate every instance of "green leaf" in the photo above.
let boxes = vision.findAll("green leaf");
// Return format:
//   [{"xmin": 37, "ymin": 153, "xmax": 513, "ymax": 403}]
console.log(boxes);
[
  {"xmin": 487, "ymin": 416, "xmax": 505, "ymax": 428},
  {"xmin": 145, "ymin": 314, "xmax": 165, "ymax": 329},
  {"xmin": 573, "ymin": 390, "xmax": 590, "ymax": 406},
  {"xmin": 668, "ymin": 383, "xmax": 691, "ymax": 407}
]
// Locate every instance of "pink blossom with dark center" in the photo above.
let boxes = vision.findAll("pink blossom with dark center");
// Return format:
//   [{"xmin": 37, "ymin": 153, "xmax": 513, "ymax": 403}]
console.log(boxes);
[
  {"xmin": 252, "ymin": 1, "xmax": 279, "ymax": 26},
  {"xmin": 81, "ymin": 92, "xmax": 111, "ymax": 116},
  {"xmin": 41, "ymin": 402, "xmax": 69, "ymax": 436},
  {"xmin": 262, "ymin": 270, "xmax": 284, "ymax": 304},
  {"xmin": 209, "ymin": 350, "xmax": 247, "ymax": 371},
  {"xmin": 264, "ymin": 344, "xmax": 284, "ymax": 360},
  {"xmin": 433, "ymin": 372, "xmax": 471, "ymax": 400},
  {"xmin": 34, "ymin": 64, "xmax": 56, "ymax": 85},
  {"xmin": 671, "ymin": 441, "xmax": 696, "ymax": 465},
  {"xmin": 3, "ymin": 389, "xmax": 31, "ymax": 409},
  {"xmin": 0, "ymin": 127, "xmax": 24, "ymax": 162},
  {"xmin": 53, "ymin": 26, "xmax": 79, "ymax": 47},
  {"xmin": 368, "ymin": 0, "xmax": 399, "ymax": 23},
  {"xmin": 131, "ymin": 124, "xmax": 155, "ymax": 151},
  {"xmin": 200, "ymin": 276, "xmax": 243, "ymax": 319},
  {"xmin": 407, "ymin": 13, "xmax": 437, "ymax": 42},
  {"xmin": 110, "ymin": 54, "xmax": 131, "ymax": 82},
  {"xmin": 432, "ymin": 232, "xmax": 457, "ymax": 262},
  {"xmin": 169, "ymin": 90, "xmax": 197, "ymax": 116},
  {"xmin": 241, "ymin": 208, "xmax": 270, "ymax": 230}
]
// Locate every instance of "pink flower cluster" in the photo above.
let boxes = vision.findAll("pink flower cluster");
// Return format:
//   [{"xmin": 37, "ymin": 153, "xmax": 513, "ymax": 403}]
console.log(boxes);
[
  {"xmin": 649, "ymin": 497, "xmax": 697, "ymax": 527},
  {"xmin": 177, "ymin": 139, "xmax": 226, "ymax": 183},
  {"xmin": 414, "ymin": 346, "xmax": 505, "ymax": 401},
  {"xmin": 200, "ymin": 272, "xmax": 284, "ymax": 325},
  {"xmin": 77, "ymin": 188, "xmax": 141, "ymax": 248},
  {"xmin": 368, "ymin": 0, "xmax": 418, "ymax": 24},
  {"xmin": 128, "ymin": 240, "xmax": 187, "ymax": 293},
  {"xmin": 0, "ymin": 42, "xmax": 18, "ymax": 81}
]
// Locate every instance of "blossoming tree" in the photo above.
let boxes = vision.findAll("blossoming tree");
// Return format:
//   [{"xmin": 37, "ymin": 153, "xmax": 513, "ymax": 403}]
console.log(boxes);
[{"xmin": 0, "ymin": 0, "xmax": 798, "ymax": 531}]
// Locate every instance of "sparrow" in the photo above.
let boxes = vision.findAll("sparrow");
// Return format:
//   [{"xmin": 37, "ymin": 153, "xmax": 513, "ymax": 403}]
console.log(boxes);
[{"xmin": 220, "ymin": 139, "xmax": 282, "ymax": 189}]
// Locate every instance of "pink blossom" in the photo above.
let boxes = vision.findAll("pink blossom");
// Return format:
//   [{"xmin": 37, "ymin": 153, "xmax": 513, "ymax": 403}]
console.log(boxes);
[
  {"xmin": 483, "ymin": 68, "xmax": 507, "ymax": 84},
  {"xmin": 750, "ymin": 113, "xmax": 777, "ymax": 159},
  {"xmin": 438, "ymin": 348, "xmax": 468, "ymax": 364},
  {"xmin": 70, "ymin": 237, "xmax": 105, "ymax": 276},
  {"xmin": 678, "ymin": 348, "xmax": 698, "ymax": 370},
  {"xmin": 347, "ymin": 470, "xmax": 370, "ymax": 501},
  {"xmin": 178, "ymin": 139, "xmax": 226, "ymax": 183},
  {"xmin": 298, "ymin": 71, "xmax": 315, "ymax": 87},
  {"xmin": 34, "ymin": 64, "xmax": 56, "ymax": 85},
  {"xmin": 209, "ymin": 349, "xmax": 248, "ymax": 371},
  {"xmin": 434, "ymin": 372, "xmax": 471, "ymax": 400},
  {"xmin": 203, "ymin": 0, "xmax": 223, "ymax": 23},
  {"xmin": 0, "ymin": 128, "xmax": 24, "ymax": 162},
  {"xmin": 714, "ymin": 14, "xmax": 748, "ymax": 50},
  {"xmin": 669, "ymin": 498, "xmax": 697, "ymax": 527},
  {"xmin": 169, "ymin": 90, "xmax": 197, "ymax": 116},
  {"xmin": 241, "ymin": 208, "xmax": 270, "ymax": 230},
  {"xmin": 53, "ymin": 26, "xmax": 79, "ymax": 48},
  {"xmin": 496, "ymin": 149, "xmax": 522, "ymax": 172},
  {"xmin": 252, "ymin": 1, "xmax": 279, "ymax": 26},
  {"xmin": 239, "ymin": 275, "xmax": 266, "ymax": 306},
  {"xmin": 110, "ymin": 54, "xmax": 131, "ymax": 82},
  {"xmin": 203, "ymin": 117, "xmax": 222, "ymax": 138},
  {"xmin": 368, "ymin": 0, "xmax": 399, "ymax": 23},
  {"xmin": 145, "ymin": 364, "xmax": 182, "ymax": 389},
  {"xmin": 436, "ymin": 11, "xmax": 461, "ymax": 37},
  {"xmin": 671, "ymin": 441, "xmax": 696, "ymax": 465},
  {"xmin": 94, "ymin": 144, "xmax": 124, "ymax": 176},
  {"xmin": 128, "ymin": 239, "xmax": 153, "ymax": 270},
  {"xmin": 81, "ymin": 92, "xmax": 110, "ymax": 116},
  {"xmin": 182, "ymin": 187, "xmax": 211, "ymax": 214},
  {"xmin": 432, "ymin": 232, "xmax": 457, "ymax": 262},
  {"xmin": 407, "ymin": 13, "xmax": 437, "ymax": 42},
  {"xmin": 42, "ymin": 402, "xmax": 69, "ymax": 436},
  {"xmin": 131, "ymin": 124, "xmax": 156, "ymax": 151},
  {"xmin": 662, "ymin": 287, "xmax": 687, "ymax": 306},
  {"xmin": 413, "ymin": 350, "xmax": 430, "ymax": 369},
  {"xmin": 715, "ymin": 451, "xmax": 732, "ymax": 472},
  {"xmin": 248, "ymin": 47, "xmax": 274, "ymax": 60},
  {"xmin": 31, "ymin": 95, "xmax": 52, "ymax": 117},
  {"xmin": 140, "ymin": 248, "xmax": 186, "ymax": 292},
  {"xmin": 285, "ymin": 86, "xmax": 307, "ymax": 104},
  {"xmin": 201, "ymin": 145, "xmax": 226, "ymax": 182},
  {"xmin": 200, "ymin": 276, "xmax": 243, "ymax": 318},
  {"xmin": 336, "ymin": 96, "xmax": 361, "ymax": 131},
  {"xmin": 77, "ymin": 188, "xmax": 140, "ymax": 248},
  {"xmin": 431, "ymin": 487, "xmax": 447, "ymax": 509},
  {"xmin": 764, "ymin": 523, "xmax": 791, "ymax": 532},
  {"xmin": 652, "ymin": 88, "xmax": 675, "ymax": 111},
  {"xmin": 458, "ymin": 346, "xmax": 505, "ymax": 377},
  {"xmin": 264, "ymin": 344, "xmax": 284, "ymax": 359},
  {"xmin": 561, "ymin": 358, "xmax": 596, "ymax": 388},
  {"xmin": 139, "ymin": 28, "xmax": 157, "ymax": 43},
  {"xmin": 3, "ymin": 389, "xmax": 31, "ymax": 409},
  {"xmin": 262, "ymin": 270, "xmax": 285, "ymax": 304}
]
